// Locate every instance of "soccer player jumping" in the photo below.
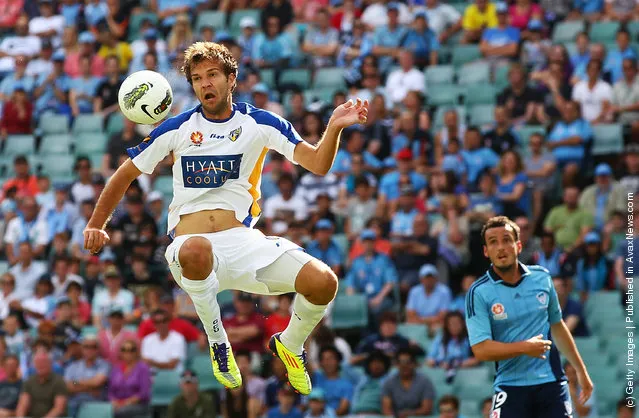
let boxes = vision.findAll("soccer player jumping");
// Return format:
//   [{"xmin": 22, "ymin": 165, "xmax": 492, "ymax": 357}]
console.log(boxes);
[
  {"xmin": 466, "ymin": 216, "xmax": 593, "ymax": 418},
  {"xmin": 83, "ymin": 42, "xmax": 368, "ymax": 394}
]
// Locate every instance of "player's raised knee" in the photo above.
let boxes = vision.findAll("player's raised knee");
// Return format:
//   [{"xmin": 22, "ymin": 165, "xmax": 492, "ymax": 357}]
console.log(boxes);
[
  {"xmin": 178, "ymin": 236, "xmax": 213, "ymax": 279},
  {"xmin": 310, "ymin": 267, "xmax": 338, "ymax": 305}
]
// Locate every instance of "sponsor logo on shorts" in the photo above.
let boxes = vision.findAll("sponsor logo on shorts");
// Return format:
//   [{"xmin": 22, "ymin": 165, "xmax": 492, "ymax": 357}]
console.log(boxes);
[
  {"xmin": 123, "ymin": 82, "xmax": 152, "ymax": 109},
  {"xmin": 181, "ymin": 154, "xmax": 242, "ymax": 188},
  {"xmin": 491, "ymin": 303, "xmax": 507, "ymax": 320}
]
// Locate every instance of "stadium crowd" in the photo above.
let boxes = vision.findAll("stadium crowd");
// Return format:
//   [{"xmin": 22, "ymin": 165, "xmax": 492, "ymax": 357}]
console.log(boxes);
[{"xmin": 0, "ymin": 0, "xmax": 637, "ymax": 417}]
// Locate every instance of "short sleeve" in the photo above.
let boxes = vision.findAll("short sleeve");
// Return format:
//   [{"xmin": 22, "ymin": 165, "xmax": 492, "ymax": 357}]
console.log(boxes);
[
  {"xmin": 465, "ymin": 287, "xmax": 493, "ymax": 346},
  {"xmin": 252, "ymin": 109, "xmax": 302, "ymax": 164},
  {"xmin": 54, "ymin": 376, "xmax": 69, "ymax": 397},
  {"xmin": 126, "ymin": 117, "xmax": 179, "ymax": 174},
  {"xmin": 406, "ymin": 287, "xmax": 419, "ymax": 312},
  {"xmin": 547, "ymin": 274, "xmax": 562, "ymax": 324}
]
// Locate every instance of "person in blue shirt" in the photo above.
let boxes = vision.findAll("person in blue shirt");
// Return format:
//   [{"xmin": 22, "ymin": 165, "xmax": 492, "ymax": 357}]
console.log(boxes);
[
  {"xmin": 305, "ymin": 219, "xmax": 344, "ymax": 277},
  {"xmin": 253, "ymin": 16, "xmax": 293, "ymax": 69},
  {"xmin": 312, "ymin": 346, "xmax": 354, "ymax": 416},
  {"xmin": 460, "ymin": 127, "xmax": 500, "ymax": 189},
  {"xmin": 267, "ymin": 385, "xmax": 304, "ymax": 418},
  {"xmin": 406, "ymin": 264, "xmax": 452, "ymax": 333},
  {"xmin": 533, "ymin": 232, "xmax": 564, "ymax": 278},
  {"xmin": 552, "ymin": 277, "xmax": 590, "ymax": 338},
  {"xmin": 390, "ymin": 188, "xmax": 419, "ymax": 238},
  {"xmin": 480, "ymin": 3, "xmax": 520, "ymax": 60},
  {"xmin": 496, "ymin": 150, "xmax": 530, "ymax": 218},
  {"xmin": 69, "ymin": 56, "xmax": 101, "ymax": 116},
  {"xmin": 426, "ymin": 311, "xmax": 478, "ymax": 371},
  {"xmin": 466, "ymin": 216, "xmax": 593, "ymax": 418},
  {"xmin": 575, "ymin": 232, "xmax": 610, "ymax": 302},
  {"xmin": 350, "ymin": 350, "xmax": 391, "ymax": 415},
  {"xmin": 572, "ymin": 0, "xmax": 604, "ymax": 21},
  {"xmin": 604, "ymin": 28, "xmax": 637, "ymax": 84},
  {"xmin": 372, "ymin": 3, "xmax": 408, "ymax": 75},
  {"xmin": 378, "ymin": 148, "xmax": 427, "ymax": 208},
  {"xmin": 547, "ymin": 100, "xmax": 592, "ymax": 181},
  {"xmin": 570, "ymin": 32, "xmax": 591, "ymax": 71},
  {"xmin": 33, "ymin": 51, "xmax": 71, "ymax": 117},
  {"xmin": 401, "ymin": 12, "xmax": 440, "ymax": 69},
  {"xmin": 304, "ymin": 388, "xmax": 337, "ymax": 418},
  {"xmin": 346, "ymin": 229, "xmax": 398, "ymax": 319}
]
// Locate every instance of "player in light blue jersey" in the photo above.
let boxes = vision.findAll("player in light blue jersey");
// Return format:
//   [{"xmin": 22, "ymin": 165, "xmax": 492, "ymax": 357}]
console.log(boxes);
[{"xmin": 466, "ymin": 216, "xmax": 593, "ymax": 418}]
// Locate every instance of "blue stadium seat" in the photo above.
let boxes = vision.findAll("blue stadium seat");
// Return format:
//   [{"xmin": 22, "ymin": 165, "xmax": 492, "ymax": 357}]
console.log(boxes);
[
  {"xmin": 72, "ymin": 114, "xmax": 104, "ymax": 134},
  {"xmin": 331, "ymin": 294, "xmax": 368, "ymax": 330},
  {"xmin": 190, "ymin": 354, "xmax": 223, "ymax": 391},
  {"xmin": 592, "ymin": 124, "xmax": 623, "ymax": 155},
  {"xmin": 3, "ymin": 135, "xmax": 35, "ymax": 156},
  {"xmin": 82, "ymin": 326, "xmax": 97, "ymax": 337},
  {"xmin": 280, "ymin": 69, "xmax": 312, "ymax": 89},
  {"xmin": 38, "ymin": 113, "xmax": 69, "ymax": 135},
  {"xmin": 589, "ymin": 21, "xmax": 621, "ymax": 42},
  {"xmin": 217, "ymin": 289, "xmax": 234, "ymax": 307},
  {"xmin": 229, "ymin": 9, "xmax": 261, "ymax": 33},
  {"xmin": 195, "ymin": 10, "xmax": 227, "ymax": 32},
  {"xmin": 154, "ymin": 176, "xmax": 174, "ymax": 197},
  {"xmin": 260, "ymin": 69, "xmax": 277, "ymax": 89},
  {"xmin": 552, "ymin": 21, "xmax": 585, "ymax": 43},
  {"xmin": 397, "ymin": 324, "xmax": 431, "ymax": 350},
  {"xmin": 469, "ymin": 104, "xmax": 495, "ymax": 126},
  {"xmin": 427, "ymin": 84, "xmax": 461, "ymax": 107},
  {"xmin": 456, "ymin": 61, "xmax": 491, "ymax": 85},
  {"xmin": 76, "ymin": 402, "xmax": 113, "ymax": 418},
  {"xmin": 463, "ymin": 84, "xmax": 498, "ymax": 105},
  {"xmin": 0, "ymin": 261, "xmax": 8, "ymax": 274},
  {"xmin": 128, "ymin": 12, "xmax": 159, "ymax": 42},
  {"xmin": 106, "ymin": 112, "xmax": 125, "ymax": 136},
  {"xmin": 451, "ymin": 45, "xmax": 481, "ymax": 67},
  {"xmin": 151, "ymin": 370, "xmax": 182, "ymax": 406},
  {"xmin": 313, "ymin": 67, "xmax": 346, "ymax": 89},
  {"xmin": 425, "ymin": 65, "xmax": 455, "ymax": 85},
  {"xmin": 74, "ymin": 133, "xmax": 109, "ymax": 155},
  {"xmin": 39, "ymin": 134, "xmax": 72, "ymax": 155}
]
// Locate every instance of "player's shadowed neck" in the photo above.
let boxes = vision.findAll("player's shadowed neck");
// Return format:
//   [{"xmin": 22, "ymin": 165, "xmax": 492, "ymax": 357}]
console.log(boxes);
[{"xmin": 488, "ymin": 262, "xmax": 528, "ymax": 287}]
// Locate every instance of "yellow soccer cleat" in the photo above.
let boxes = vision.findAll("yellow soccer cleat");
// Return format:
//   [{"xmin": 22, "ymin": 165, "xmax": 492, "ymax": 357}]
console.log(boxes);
[
  {"xmin": 268, "ymin": 333, "xmax": 312, "ymax": 395},
  {"xmin": 210, "ymin": 342, "xmax": 242, "ymax": 389}
]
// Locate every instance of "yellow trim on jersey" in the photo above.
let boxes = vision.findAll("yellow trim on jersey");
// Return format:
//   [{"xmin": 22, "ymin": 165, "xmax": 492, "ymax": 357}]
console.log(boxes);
[{"xmin": 247, "ymin": 147, "xmax": 269, "ymax": 217}]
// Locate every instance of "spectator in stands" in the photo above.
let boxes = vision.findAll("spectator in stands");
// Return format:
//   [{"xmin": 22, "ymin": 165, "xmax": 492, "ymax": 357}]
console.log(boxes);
[
  {"xmin": 0, "ymin": 14, "xmax": 41, "ymax": 73},
  {"xmin": 141, "ymin": 309, "xmax": 186, "ymax": 373},
  {"xmin": 350, "ymin": 350, "xmax": 390, "ymax": 415},
  {"xmin": 4, "ymin": 196, "xmax": 49, "ymax": 264},
  {"xmin": 482, "ymin": 106, "xmax": 519, "ymax": 155},
  {"xmin": 434, "ymin": 109, "xmax": 466, "ymax": 164},
  {"xmin": 91, "ymin": 265, "xmax": 134, "ymax": 329},
  {"xmin": 406, "ymin": 264, "xmax": 451, "ymax": 333},
  {"xmin": 8, "ymin": 241, "xmax": 45, "ymax": 298},
  {"xmin": 0, "ymin": 354, "xmax": 21, "ymax": 416},
  {"xmin": 43, "ymin": 185, "xmax": 77, "ymax": 242},
  {"xmin": 372, "ymin": 2, "xmax": 408, "ymax": 76},
  {"xmin": 554, "ymin": 276, "xmax": 590, "ymax": 337},
  {"xmin": 305, "ymin": 219, "xmax": 344, "ymax": 277},
  {"xmin": 342, "ymin": 174, "xmax": 377, "ymax": 240},
  {"xmin": 449, "ymin": 274, "xmax": 476, "ymax": 314},
  {"xmin": 544, "ymin": 186, "xmax": 594, "ymax": 252},
  {"xmin": 572, "ymin": 0, "xmax": 604, "ymax": 20},
  {"xmin": 426, "ymin": 311, "xmax": 478, "ymax": 372},
  {"xmin": 253, "ymin": 16, "xmax": 293, "ymax": 69},
  {"xmin": 547, "ymin": 101, "xmax": 592, "ymax": 185},
  {"xmin": 572, "ymin": 59, "xmax": 613, "ymax": 123},
  {"xmin": 264, "ymin": 293, "xmax": 293, "ymax": 343},
  {"xmin": 416, "ymin": 0, "xmax": 461, "ymax": 44},
  {"xmin": 0, "ymin": 85, "xmax": 32, "ymax": 138},
  {"xmin": 166, "ymin": 14, "xmax": 193, "ymax": 56},
  {"xmin": 524, "ymin": 133, "xmax": 557, "ymax": 229},
  {"xmin": 29, "ymin": 0, "xmax": 65, "ymax": 39},
  {"xmin": 261, "ymin": 0, "xmax": 294, "ymax": 31},
  {"xmin": 51, "ymin": 255, "xmax": 84, "ymax": 298},
  {"xmin": 497, "ymin": 63, "xmax": 540, "ymax": 126},
  {"xmin": 609, "ymin": 57, "xmax": 639, "ymax": 137},
  {"xmin": 509, "ymin": 0, "xmax": 543, "ymax": 32},
  {"xmin": 223, "ymin": 349, "xmax": 265, "ymax": 418},
  {"xmin": 565, "ymin": 360, "xmax": 598, "ymax": 417},
  {"xmin": 1, "ymin": 313, "xmax": 25, "ymax": 354},
  {"xmin": 579, "ymin": 163, "xmax": 627, "ymax": 230},
  {"xmin": 382, "ymin": 348, "xmax": 435, "ymax": 416},
  {"xmin": 620, "ymin": 143, "xmax": 639, "ymax": 193},
  {"xmin": 65, "ymin": 31, "xmax": 104, "ymax": 78},
  {"xmin": 307, "ymin": 323, "xmax": 353, "ymax": 368},
  {"xmin": 461, "ymin": 0, "xmax": 497, "ymax": 44},
  {"xmin": 85, "ymin": 0, "xmax": 108, "ymax": 29},
  {"xmin": 226, "ymin": 292, "xmax": 266, "ymax": 354},
  {"xmin": 401, "ymin": 13, "xmax": 439, "ymax": 69},
  {"xmin": 35, "ymin": 174, "xmax": 54, "ymax": 208},
  {"xmin": 385, "ymin": 50, "xmax": 426, "ymax": 110},
  {"xmin": 575, "ymin": 232, "xmax": 610, "ymax": 300},
  {"xmin": 496, "ymin": 150, "xmax": 530, "ymax": 219},
  {"xmin": 70, "ymin": 55, "xmax": 101, "ymax": 116},
  {"xmin": 267, "ymin": 385, "xmax": 303, "ymax": 418},
  {"xmin": 534, "ymin": 232, "xmax": 564, "ymax": 277},
  {"xmin": 138, "ymin": 294, "xmax": 202, "ymax": 345},
  {"xmin": 251, "ymin": 83, "xmax": 285, "ymax": 117},
  {"xmin": 304, "ymin": 389, "xmax": 335, "ymax": 418},
  {"xmin": 33, "ymin": 49, "xmax": 70, "ymax": 116},
  {"xmin": 378, "ymin": 149, "xmax": 427, "ymax": 210},
  {"xmin": 467, "ymin": 172, "xmax": 502, "ymax": 234},
  {"xmin": 617, "ymin": 398, "xmax": 634, "ymax": 418},
  {"xmin": 130, "ymin": 29, "xmax": 170, "ymax": 74},
  {"xmin": 15, "ymin": 349, "xmax": 68, "ymax": 418},
  {"xmin": 94, "ymin": 56, "xmax": 123, "ymax": 118},
  {"xmin": 604, "ymin": 0, "xmax": 637, "ymax": 21},
  {"xmin": 0, "ymin": 54, "xmax": 34, "ymax": 104},
  {"xmin": 302, "ymin": 8, "xmax": 339, "ymax": 69},
  {"xmin": 605, "ymin": 29, "xmax": 637, "ymax": 84},
  {"xmin": 66, "ymin": 281, "xmax": 91, "ymax": 326},
  {"xmin": 572, "ymin": 43, "xmax": 605, "ymax": 84},
  {"xmin": 479, "ymin": 3, "xmax": 520, "ymax": 60},
  {"xmin": 108, "ymin": 339, "xmax": 152, "ymax": 418},
  {"xmin": 96, "ymin": 24, "xmax": 133, "ymax": 74},
  {"xmin": 460, "ymin": 127, "xmax": 499, "ymax": 188},
  {"xmin": 167, "ymin": 369, "xmax": 216, "ymax": 418},
  {"xmin": 346, "ymin": 228, "xmax": 397, "ymax": 318},
  {"xmin": 351, "ymin": 312, "xmax": 422, "ymax": 365},
  {"xmin": 104, "ymin": 118, "xmax": 145, "ymax": 176},
  {"xmin": 64, "ymin": 335, "xmax": 110, "ymax": 416},
  {"xmin": 312, "ymin": 345, "xmax": 354, "ymax": 415},
  {"xmin": 111, "ymin": 195, "xmax": 158, "ymax": 255},
  {"xmin": 52, "ymin": 298, "xmax": 81, "ymax": 351},
  {"xmin": 390, "ymin": 187, "xmax": 419, "ymax": 237},
  {"xmin": 97, "ymin": 308, "xmax": 137, "ymax": 364}
]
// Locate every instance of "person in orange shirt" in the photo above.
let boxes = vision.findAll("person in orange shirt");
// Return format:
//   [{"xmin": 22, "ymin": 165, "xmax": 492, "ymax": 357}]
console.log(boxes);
[{"xmin": 2, "ymin": 156, "xmax": 38, "ymax": 201}]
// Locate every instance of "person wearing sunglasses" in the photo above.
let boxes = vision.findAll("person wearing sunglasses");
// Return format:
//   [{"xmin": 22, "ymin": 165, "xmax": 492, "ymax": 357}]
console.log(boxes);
[
  {"xmin": 108, "ymin": 340, "xmax": 151, "ymax": 418},
  {"xmin": 167, "ymin": 369, "xmax": 216, "ymax": 418},
  {"xmin": 63, "ymin": 335, "xmax": 109, "ymax": 416}
]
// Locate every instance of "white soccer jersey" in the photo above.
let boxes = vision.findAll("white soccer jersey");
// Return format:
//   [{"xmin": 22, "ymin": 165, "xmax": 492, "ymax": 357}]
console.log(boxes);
[{"xmin": 126, "ymin": 103, "xmax": 302, "ymax": 235}]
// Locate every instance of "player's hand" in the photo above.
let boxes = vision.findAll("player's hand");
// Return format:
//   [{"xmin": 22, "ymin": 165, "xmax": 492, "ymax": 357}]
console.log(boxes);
[
  {"xmin": 83, "ymin": 227, "xmax": 110, "ymax": 254},
  {"xmin": 330, "ymin": 98, "xmax": 369, "ymax": 129},
  {"xmin": 577, "ymin": 371, "xmax": 594, "ymax": 403},
  {"xmin": 523, "ymin": 334, "xmax": 553, "ymax": 359}
]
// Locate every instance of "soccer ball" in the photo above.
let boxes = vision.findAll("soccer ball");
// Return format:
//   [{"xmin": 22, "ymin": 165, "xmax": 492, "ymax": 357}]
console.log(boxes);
[{"xmin": 118, "ymin": 70, "xmax": 173, "ymax": 125}]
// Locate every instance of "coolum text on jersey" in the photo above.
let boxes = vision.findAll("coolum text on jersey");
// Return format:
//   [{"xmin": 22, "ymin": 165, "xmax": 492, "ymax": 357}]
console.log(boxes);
[{"xmin": 181, "ymin": 154, "xmax": 243, "ymax": 188}]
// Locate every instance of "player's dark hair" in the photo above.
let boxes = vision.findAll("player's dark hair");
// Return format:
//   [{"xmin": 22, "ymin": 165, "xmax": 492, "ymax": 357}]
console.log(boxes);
[
  {"xmin": 182, "ymin": 42, "xmax": 238, "ymax": 86},
  {"xmin": 438, "ymin": 395, "xmax": 460, "ymax": 410},
  {"xmin": 481, "ymin": 216, "xmax": 520, "ymax": 245}
]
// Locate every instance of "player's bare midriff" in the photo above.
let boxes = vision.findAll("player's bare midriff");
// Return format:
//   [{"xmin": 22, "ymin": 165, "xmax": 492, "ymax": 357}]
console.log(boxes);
[{"xmin": 174, "ymin": 209, "xmax": 244, "ymax": 236}]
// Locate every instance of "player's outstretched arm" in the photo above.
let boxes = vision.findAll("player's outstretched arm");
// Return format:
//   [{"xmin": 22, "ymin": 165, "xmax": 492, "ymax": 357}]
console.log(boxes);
[
  {"xmin": 551, "ymin": 321, "xmax": 594, "ymax": 403},
  {"xmin": 471, "ymin": 334, "xmax": 553, "ymax": 362},
  {"xmin": 294, "ymin": 98, "xmax": 368, "ymax": 175},
  {"xmin": 84, "ymin": 159, "xmax": 142, "ymax": 253}
]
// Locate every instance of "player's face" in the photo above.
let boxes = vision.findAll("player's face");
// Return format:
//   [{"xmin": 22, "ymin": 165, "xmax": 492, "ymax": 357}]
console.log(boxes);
[
  {"xmin": 190, "ymin": 59, "xmax": 236, "ymax": 118},
  {"xmin": 483, "ymin": 226, "xmax": 522, "ymax": 271}
]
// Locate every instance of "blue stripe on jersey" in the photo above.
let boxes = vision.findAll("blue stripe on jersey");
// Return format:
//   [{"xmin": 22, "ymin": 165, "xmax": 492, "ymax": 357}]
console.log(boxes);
[
  {"xmin": 242, "ymin": 203, "xmax": 254, "ymax": 227},
  {"xmin": 126, "ymin": 106, "xmax": 198, "ymax": 159},
  {"xmin": 235, "ymin": 102, "xmax": 302, "ymax": 145},
  {"xmin": 466, "ymin": 275, "xmax": 490, "ymax": 318}
]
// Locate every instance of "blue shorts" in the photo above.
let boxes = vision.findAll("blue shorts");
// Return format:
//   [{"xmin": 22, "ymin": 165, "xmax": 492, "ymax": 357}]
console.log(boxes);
[{"xmin": 491, "ymin": 381, "xmax": 573, "ymax": 418}]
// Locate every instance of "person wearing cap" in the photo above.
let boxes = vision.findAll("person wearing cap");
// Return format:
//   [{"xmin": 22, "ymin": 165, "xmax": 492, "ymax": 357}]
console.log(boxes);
[
  {"xmin": 378, "ymin": 148, "xmax": 427, "ymax": 207},
  {"xmin": 63, "ymin": 334, "xmax": 110, "ymax": 416},
  {"xmin": 370, "ymin": 2, "xmax": 409, "ymax": 76},
  {"xmin": 400, "ymin": 13, "xmax": 439, "ymax": 69},
  {"xmin": 103, "ymin": 118, "xmax": 146, "ymax": 177},
  {"xmin": 64, "ymin": 31, "xmax": 105, "ymax": 78},
  {"xmin": 619, "ymin": 143, "xmax": 639, "ymax": 193},
  {"xmin": 305, "ymin": 219, "xmax": 344, "ymax": 277},
  {"xmin": 461, "ymin": 0, "xmax": 498, "ymax": 43},
  {"xmin": 267, "ymin": 385, "xmax": 303, "ymax": 418},
  {"xmin": 406, "ymin": 264, "xmax": 452, "ymax": 332},
  {"xmin": 24, "ymin": 38, "xmax": 54, "ymax": 77},
  {"xmin": 91, "ymin": 265, "xmax": 134, "ymax": 328},
  {"xmin": 41, "ymin": 184, "xmax": 77, "ymax": 243},
  {"xmin": 460, "ymin": 127, "xmax": 500, "ymax": 188},
  {"xmin": 166, "ymin": 369, "xmax": 216, "ymax": 418},
  {"xmin": 578, "ymin": 162, "xmax": 627, "ymax": 230},
  {"xmin": 574, "ymin": 231, "xmax": 609, "ymax": 298},
  {"xmin": 304, "ymin": 388, "xmax": 336, "ymax": 418},
  {"xmin": 237, "ymin": 17, "xmax": 257, "ymax": 65},
  {"xmin": 302, "ymin": 8, "xmax": 339, "ymax": 69},
  {"xmin": 252, "ymin": 82, "xmax": 286, "ymax": 117},
  {"xmin": 0, "ymin": 54, "xmax": 34, "ymax": 103},
  {"xmin": 33, "ymin": 48, "xmax": 71, "ymax": 116},
  {"xmin": 479, "ymin": 2, "xmax": 520, "ymax": 59},
  {"xmin": 346, "ymin": 228, "xmax": 398, "ymax": 319},
  {"xmin": 390, "ymin": 185, "xmax": 419, "ymax": 238},
  {"xmin": 252, "ymin": 15, "xmax": 293, "ymax": 69}
]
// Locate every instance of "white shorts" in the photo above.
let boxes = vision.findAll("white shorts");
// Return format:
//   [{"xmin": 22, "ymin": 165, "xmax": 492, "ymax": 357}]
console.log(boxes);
[{"xmin": 164, "ymin": 227, "xmax": 315, "ymax": 295}]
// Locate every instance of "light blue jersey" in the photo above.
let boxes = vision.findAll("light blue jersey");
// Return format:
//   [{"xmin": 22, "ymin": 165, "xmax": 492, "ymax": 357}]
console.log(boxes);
[{"xmin": 465, "ymin": 262, "xmax": 565, "ymax": 389}]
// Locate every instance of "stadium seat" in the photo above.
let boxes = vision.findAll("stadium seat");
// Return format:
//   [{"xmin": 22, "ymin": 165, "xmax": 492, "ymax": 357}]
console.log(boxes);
[
  {"xmin": 427, "ymin": 84, "xmax": 461, "ymax": 107},
  {"xmin": 82, "ymin": 326, "xmax": 97, "ymax": 337},
  {"xmin": 589, "ymin": 363, "xmax": 620, "ymax": 383},
  {"xmin": 425, "ymin": 65, "xmax": 455, "ymax": 85},
  {"xmin": 39, "ymin": 134, "xmax": 72, "ymax": 155},
  {"xmin": 106, "ymin": 112, "xmax": 125, "ymax": 136},
  {"xmin": 260, "ymin": 69, "xmax": 276, "ymax": 89},
  {"xmin": 460, "ymin": 399, "xmax": 481, "ymax": 417},
  {"xmin": 451, "ymin": 45, "xmax": 481, "ymax": 67},
  {"xmin": 331, "ymin": 294, "xmax": 368, "ymax": 330},
  {"xmin": 154, "ymin": 176, "xmax": 174, "ymax": 197},
  {"xmin": 217, "ymin": 289, "xmax": 234, "ymax": 307},
  {"xmin": 469, "ymin": 104, "xmax": 495, "ymax": 126},
  {"xmin": 74, "ymin": 133, "xmax": 109, "ymax": 155},
  {"xmin": 72, "ymin": 114, "xmax": 104, "ymax": 134},
  {"xmin": 190, "ymin": 355, "xmax": 223, "ymax": 391},
  {"xmin": 515, "ymin": 125, "xmax": 546, "ymax": 149},
  {"xmin": 454, "ymin": 382, "xmax": 494, "ymax": 402},
  {"xmin": 494, "ymin": 64, "xmax": 510, "ymax": 89},
  {"xmin": 76, "ymin": 402, "xmax": 113, "ymax": 418},
  {"xmin": 629, "ymin": 20, "xmax": 639, "ymax": 40},
  {"xmin": 86, "ymin": 153, "xmax": 104, "ymax": 170},
  {"xmin": 313, "ymin": 67, "xmax": 346, "ymax": 89},
  {"xmin": 463, "ymin": 84, "xmax": 498, "ymax": 106},
  {"xmin": 585, "ymin": 291, "xmax": 622, "ymax": 315},
  {"xmin": 456, "ymin": 61, "xmax": 491, "ymax": 85},
  {"xmin": 279, "ymin": 69, "xmax": 312, "ymax": 89},
  {"xmin": 455, "ymin": 366, "xmax": 492, "ymax": 385},
  {"xmin": 419, "ymin": 366, "xmax": 450, "ymax": 388},
  {"xmin": 592, "ymin": 124, "xmax": 623, "ymax": 155},
  {"xmin": 195, "ymin": 10, "xmax": 227, "ymax": 33},
  {"xmin": 150, "ymin": 370, "xmax": 182, "ymax": 406},
  {"xmin": 229, "ymin": 9, "xmax": 261, "ymax": 33},
  {"xmin": 3, "ymin": 135, "xmax": 35, "ymax": 156},
  {"xmin": 573, "ymin": 336, "xmax": 601, "ymax": 356},
  {"xmin": 128, "ymin": 12, "xmax": 159, "ymax": 42},
  {"xmin": 38, "ymin": 113, "xmax": 69, "ymax": 135},
  {"xmin": 304, "ymin": 87, "xmax": 341, "ymax": 105},
  {"xmin": 552, "ymin": 21, "xmax": 585, "ymax": 43},
  {"xmin": 589, "ymin": 21, "xmax": 621, "ymax": 42},
  {"xmin": 397, "ymin": 324, "xmax": 431, "ymax": 350}
]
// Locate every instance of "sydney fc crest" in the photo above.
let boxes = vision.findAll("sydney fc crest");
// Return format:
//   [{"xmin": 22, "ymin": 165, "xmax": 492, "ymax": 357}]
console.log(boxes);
[
  {"xmin": 536, "ymin": 292, "xmax": 548, "ymax": 307},
  {"xmin": 228, "ymin": 127, "xmax": 242, "ymax": 142}
]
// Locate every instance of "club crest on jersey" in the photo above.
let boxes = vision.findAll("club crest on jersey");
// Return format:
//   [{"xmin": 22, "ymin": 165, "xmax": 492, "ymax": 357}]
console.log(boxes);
[
  {"xmin": 536, "ymin": 292, "xmax": 548, "ymax": 307},
  {"xmin": 228, "ymin": 127, "xmax": 242, "ymax": 142},
  {"xmin": 190, "ymin": 131, "xmax": 204, "ymax": 146},
  {"xmin": 181, "ymin": 155, "xmax": 242, "ymax": 188},
  {"xmin": 491, "ymin": 303, "xmax": 508, "ymax": 320}
]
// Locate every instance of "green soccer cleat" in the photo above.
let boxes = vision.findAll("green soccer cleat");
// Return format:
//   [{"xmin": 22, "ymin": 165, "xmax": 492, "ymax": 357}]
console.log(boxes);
[
  {"xmin": 210, "ymin": 342, "xmax": 242, "ymax": 389},
  {"xmin": 268, "ymin": 333, "xmax": 312, "ymax": 395}
]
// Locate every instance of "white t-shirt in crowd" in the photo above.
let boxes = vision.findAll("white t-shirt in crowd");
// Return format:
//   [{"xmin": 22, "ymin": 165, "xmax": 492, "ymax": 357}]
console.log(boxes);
[
  {"xmin": 414, "ymin": 4, "xmax": 462, "ymax": 35},
  {"xmin": 385, "ymin": 67, "xmax": 426, "ymax": 108},
  {"xmin": 9, "ymin": 261, "xmax": 47, "ymax": 300},
  {"xmin": 572, "ymin": 79, "xmax": 613, "ymax": 122},
  {"xmin": 141, "ymin": 330, "xmax": 187, "ymax": 374}
]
